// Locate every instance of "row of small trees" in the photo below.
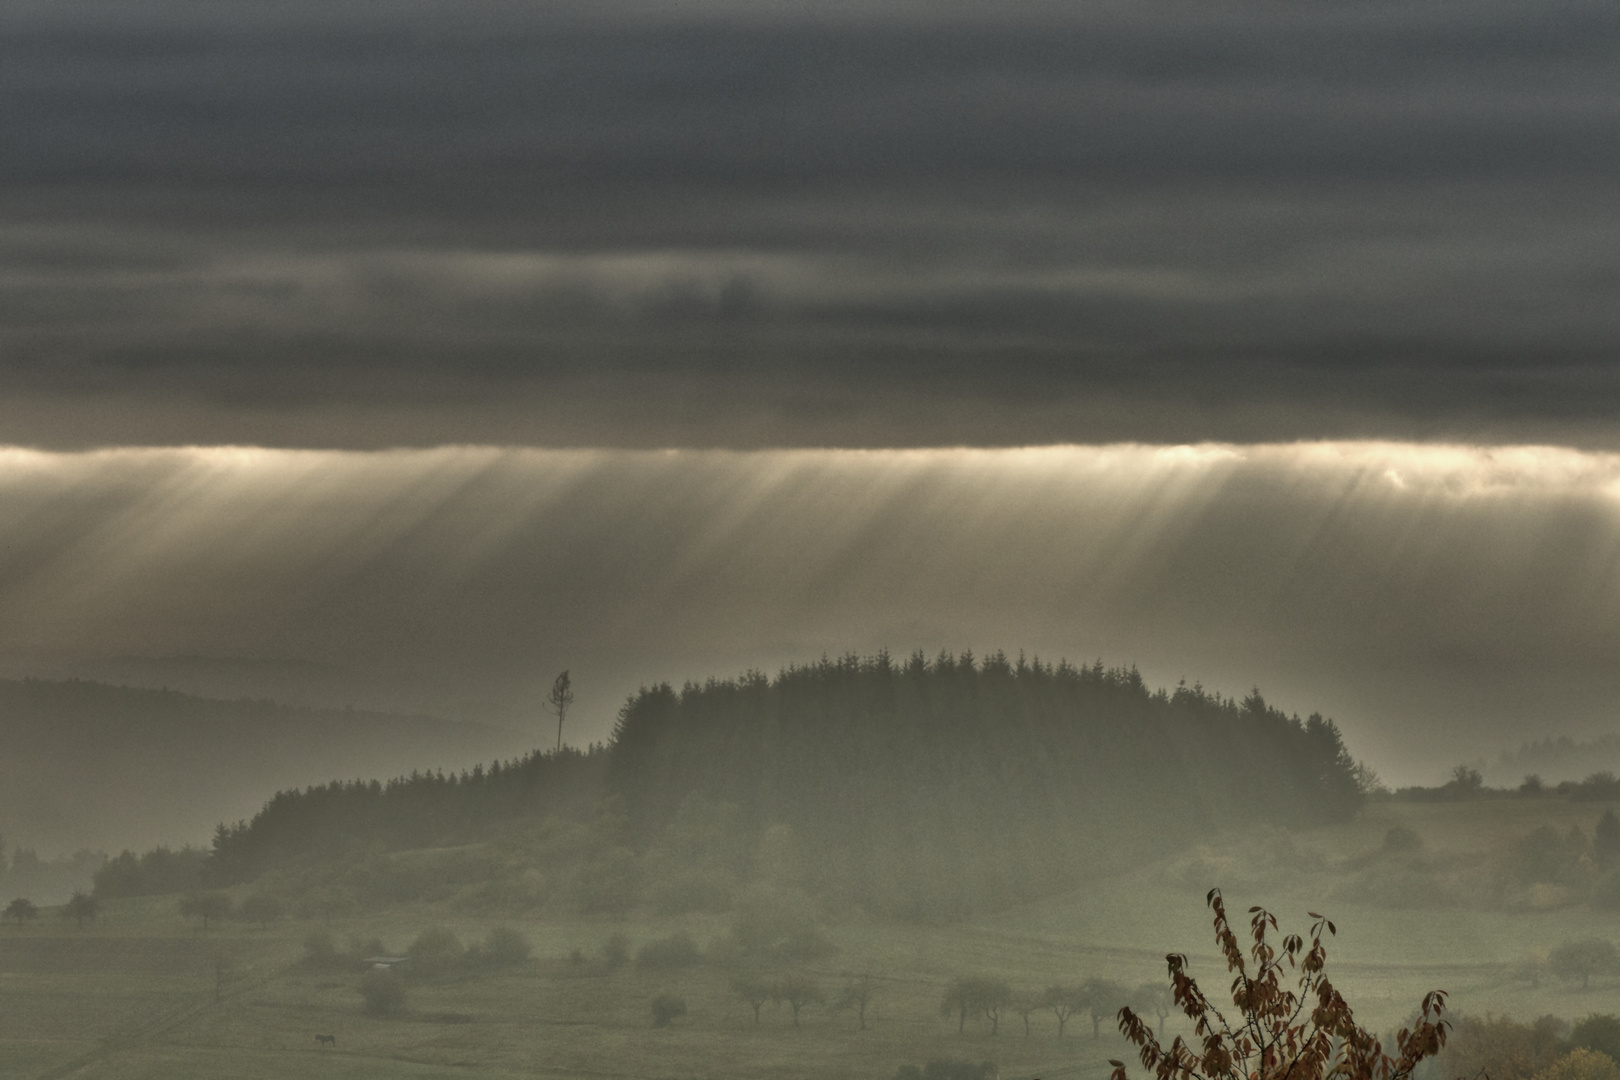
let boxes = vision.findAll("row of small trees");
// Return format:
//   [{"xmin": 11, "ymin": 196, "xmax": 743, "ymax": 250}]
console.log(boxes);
[
  {"xmin": 938, "ymin": 977, "xmax": 1168, "ymax": 1037},
  {"xmin": 4, "ymin": 890, "xmax": 287, "ymax": 929},
  {"xmin": 176, "ymin": 891, "xmax": 284, "ymax": 928},
  {"xmin": 729, "ymin": 973, "xmax": 874, "ymax": 1029},
  {"xmin": 3, "ymin": 892, "xmax": 98, "ymax": 926}
]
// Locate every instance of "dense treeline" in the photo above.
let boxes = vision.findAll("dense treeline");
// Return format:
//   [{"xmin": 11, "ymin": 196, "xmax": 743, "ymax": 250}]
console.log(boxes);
[
  {"xmin": 1441, "ymin": 1012, "xmax": 1620, "ymax": 1080},
  {"xmin": 1392, "ymin": 765, "xmax": 1620, "ymax": 802},
  {"xmin": 207, "ymin": 746, "xmax": 609, "ymax": 887},
  {"xmin": 93, "ymin": 845, "xmax": 209, "ymax": 898},
  {"xmin": 1335, "ymin": 808, "xmax": 1620, "ymax": 911},
  {"xmin": 150, "ymin": 651, "xmax": 1362, "ymax": 918},
  {"xmin": 1497, "ymin": 734, "xmax": 1620, "ymax": 788},
  {"xmin": 608, "ymin": 651, "xmax": 1361, "ymax": 916}
]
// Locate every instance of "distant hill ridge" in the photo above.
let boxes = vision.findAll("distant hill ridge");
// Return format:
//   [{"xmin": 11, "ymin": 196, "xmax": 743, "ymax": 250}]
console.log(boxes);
[
  {"xmin": 205, "ymin": 651, "xmax": 1366, "ymax": 919},
  {"xmin": 1493, "ymin": 734, "xmax": 1620, "ymax": 787},
  {"xmin": 0, "ymin": 676, "xmax": 530, "ymax": 855}
]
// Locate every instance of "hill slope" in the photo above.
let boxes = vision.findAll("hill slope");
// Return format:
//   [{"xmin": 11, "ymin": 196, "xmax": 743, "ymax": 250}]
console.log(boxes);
[
  {"xmin": 206, "ymin": 652, "xmax": 1365, "ymax": 919},
  {"xmin": 608, "ymin": 651, "xmax": 1363, "ymax": 916},
  {"xmin": 0, "ymin": 677, "xmax": 532, "ymax": 854}
]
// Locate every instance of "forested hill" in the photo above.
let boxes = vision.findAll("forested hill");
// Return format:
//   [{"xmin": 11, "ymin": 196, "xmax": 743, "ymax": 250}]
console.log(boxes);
[
  {"xmin": 204, "ymin": 652, "xmax": 1363, "ymax": 919},
  {"xmin": 0, "ymin": 677, "xmax": 528, "ymax": 855},
  {"xmin": 607, "ymin": 652, "xmax": 1362, "ymax": 914}
]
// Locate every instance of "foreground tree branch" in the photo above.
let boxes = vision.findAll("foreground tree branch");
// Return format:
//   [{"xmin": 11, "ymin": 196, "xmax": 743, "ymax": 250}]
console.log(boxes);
[{"xmin": 1113, "ymin": 889, "xmax": 1449, "ymax": 1080}]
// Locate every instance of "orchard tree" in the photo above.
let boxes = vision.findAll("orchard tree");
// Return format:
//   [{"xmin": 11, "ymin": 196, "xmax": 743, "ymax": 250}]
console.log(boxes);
[
  {"xmin": 4, "ymin": 897, "xmax": 38, "ymax": 923},
  {"xmin": 831, "ymin": 975, "xmax": 874, "ymax": 1031},
  {"xmin": 941, "ymin": 977, "xmax": 1011, "ymax": 1035},
  {"xmin": 1084, "ymin": 977, "xmax": 1128, "ymax": 1038},
  {"xmin": 1111, "ymin": 890, "xmax": 1450, "ymax": 1080},
  {"xmin": 733, "ymin": 975, "xmax": 772, "ymax": 1026},
  {"xmin": 1133, "ymin": 981, "xmax": 1174, "ymax": 1030},
  {"xmin": 178, "ymin": 891, "xmax": 234, "ymax": 929},
  {"xmin": 1011, "ymin": 992, "xmax": 1044, "ymax": 1036},
  {"xmin": 61, "ymin": 891, "xmax": 99, "ymax": 928},
  {"xmin": 941, "ymin": 978, "xmax": 980, "ymax": 1034},
  {"xmin": 979, "ymin": 980, "xmax": 1012, "ymax": 1036},
  {"xmin": 1551, "ymin": 940, "xmax": 1620, "ymax": 990},
  {"xmin": 1046, "ymin": 984, "xmax": 1084, "ymax": 1036},
  {"xmin": 772, "ymin": 973, "xmax": 824, "ymax": 1028}
]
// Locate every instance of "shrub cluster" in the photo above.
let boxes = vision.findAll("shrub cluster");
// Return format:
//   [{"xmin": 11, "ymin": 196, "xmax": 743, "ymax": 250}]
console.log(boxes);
[
  {"xmin": 1442, "ymin": 1014, "xmax": 1620, "ymax": 1080},
  {"xmin": 650, "ymin": 993, "xmax": 687, "ymax": 1027}
]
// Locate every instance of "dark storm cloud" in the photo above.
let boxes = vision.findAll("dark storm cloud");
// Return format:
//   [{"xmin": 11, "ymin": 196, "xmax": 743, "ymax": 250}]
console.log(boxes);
[{"xmin": 0, "ymin": 0, "xmax": 1617, "ymax": 446}]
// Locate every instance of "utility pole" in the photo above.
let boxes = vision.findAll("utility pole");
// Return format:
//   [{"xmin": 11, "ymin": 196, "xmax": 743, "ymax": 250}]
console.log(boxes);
[{"xmin": 545, "ymin": 670, "xmax": 573, "ymax": 753}]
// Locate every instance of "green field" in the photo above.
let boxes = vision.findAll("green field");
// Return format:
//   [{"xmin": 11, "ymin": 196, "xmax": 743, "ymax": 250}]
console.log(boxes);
[{"xmin": 7, "ymin": 798, "xmax": 1620, "ymax": 1080}]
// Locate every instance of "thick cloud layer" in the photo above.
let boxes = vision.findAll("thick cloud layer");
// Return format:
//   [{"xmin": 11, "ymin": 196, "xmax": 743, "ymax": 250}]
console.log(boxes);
[
  {"xmin": 1, "ymin": 0, "xmax": 1616, "ymax": 447},
  {"xmin": 3, "ymin": 442, "xmax": 1619, "ymax": 785}
]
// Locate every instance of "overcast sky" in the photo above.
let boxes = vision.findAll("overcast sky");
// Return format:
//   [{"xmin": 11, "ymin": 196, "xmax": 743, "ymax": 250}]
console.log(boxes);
[
  {"xmin": 1, "ymin": 0, "xmax": 1617, "ymax": 447},
  {"xmin": 1, "ymin": 0, "xmax": 1618, "ymax": 788}
]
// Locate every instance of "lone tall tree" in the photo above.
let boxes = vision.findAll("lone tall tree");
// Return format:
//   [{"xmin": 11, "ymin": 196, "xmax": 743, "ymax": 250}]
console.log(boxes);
[{"xmin": 545, "ymin": 670, "xmax": 573, "ymax": 753}]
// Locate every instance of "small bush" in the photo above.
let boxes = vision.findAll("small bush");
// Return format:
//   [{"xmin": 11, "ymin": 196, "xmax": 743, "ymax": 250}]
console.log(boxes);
[
  {"xmin": 650, "ymin": 993, "xmax": 687, "ymax": 1027},
  {"xmin": 407, "ymin": 926, "xmax": 465, "ymax": 978},
  {"xmin": 636, "ymin": 932, "xmax": 702, "ymax": 971},
  {"xmin": 303, "ymin": 930, "xmax": 342, "ymax": 970},
  {"xmin": 348, "ymin": 935, "xmax": 389, "ymax": 963},
  {"xmin": 359, "ymin": 968, "xmax": 407, "ymax": 1016},
  {"xmin": 469, "ymin": 926, "xmax": 531, "ymax": 969}
]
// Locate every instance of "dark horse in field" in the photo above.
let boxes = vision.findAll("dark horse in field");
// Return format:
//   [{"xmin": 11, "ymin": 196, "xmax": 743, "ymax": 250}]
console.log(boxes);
[{"xmin": 315, "ymin": 1034, "xmax": 336, "ymax": 1046}]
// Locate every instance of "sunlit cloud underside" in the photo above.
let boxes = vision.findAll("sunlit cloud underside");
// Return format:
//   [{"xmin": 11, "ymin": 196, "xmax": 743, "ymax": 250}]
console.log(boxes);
[{"xmin": 2, "ymin": 441, "xmax": 1618, "ymax": 784}]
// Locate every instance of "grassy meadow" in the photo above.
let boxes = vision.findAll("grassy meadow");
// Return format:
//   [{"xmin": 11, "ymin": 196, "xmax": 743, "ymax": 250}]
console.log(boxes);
[{"xmin": 6, "ymin": 797, "xmax": 1620, "ymax": 1080}]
